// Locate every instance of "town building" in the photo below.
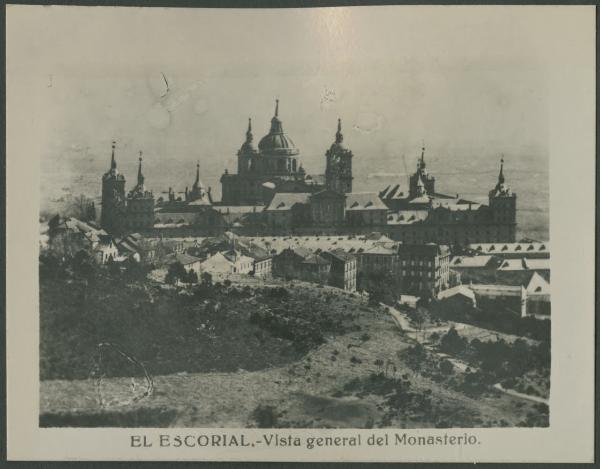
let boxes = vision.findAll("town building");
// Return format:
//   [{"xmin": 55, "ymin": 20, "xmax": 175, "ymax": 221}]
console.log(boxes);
[
  {"xmin": 468, "ymin": 284, "xmax": 527, "ymax": 318},
  {"xmin": 164, "ymin": 252, "xmax": 202, "ymax": 274},
  {"xmin": 221, "ymin": 249, "xmax": 255, "ymax": 275},
  {"xmin": 397, "ymin": 243, "xmax": 451, "ymax": 296},
  {"xmin": 93, "ymin": 235, "xmax": 119, "ymax": 264},
  {"xmin": 321, "ymin": 249, "xmax": 357, "ymax": 291},
  {"xmin": 272, "ymin": 247, "xmax": 312, "ymax": 280},
  {"xmin": 298, "ymin": 253, "xmax": 332, "ymax": 284},
  {"xmin": 356, "ymin": 244, "xmax": 400, "ymax": 276},
  {"xmin": 115, "ymin": 232, "xmax": 156, "ymax": 263},
  {"xmin": 46, "ymin": 215, "xmax": 118, "ymax": 264}
]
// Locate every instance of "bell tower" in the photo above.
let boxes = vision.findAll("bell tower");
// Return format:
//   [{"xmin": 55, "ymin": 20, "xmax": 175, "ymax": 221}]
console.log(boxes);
[
  {"xmin": 101, "ymin": 141, "xmax": 126, "ymax": 234},
  {"xmin": 488, "ymin": 157, "xmax": 517, "ymax": 241},
  {"xmin": 325, "ymin": 118, "xmax": 353, "ymax": 193}
]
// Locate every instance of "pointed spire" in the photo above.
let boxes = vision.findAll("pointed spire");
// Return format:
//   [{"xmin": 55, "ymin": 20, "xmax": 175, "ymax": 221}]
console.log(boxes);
[
  {"xmin": 194, "ymin": 161, "xmax": 200, "ymax": 187},
  {"xmin": 419, "ymin": 141, "xmax": 426, "ymax": 169},
  {"xmin": 137, "ymin": 151, "xmax": 144, "ymax": 186},
  {"xmin": 335, "ymin": 118, "xmax": 344, "ymax": 144},
  {"xmin": 246, "ymin": 117, "xmax": 253, "ymax": 142},
  {"xmin": 498, "ymin": 156, "xmax": 505, "ymax": 184},
  {"xmin": 110, "ymin": 140, "xmax": 117, "ymax": 170},
  {"xmin": 269, "ymin": 98, "xmax": 283, "ymax": 133}
]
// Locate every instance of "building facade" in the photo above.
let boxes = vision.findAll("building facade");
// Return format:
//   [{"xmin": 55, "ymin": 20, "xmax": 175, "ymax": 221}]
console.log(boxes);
[
  {"xmin": 397, "ymin": 243, "xmax": 451, "ymax": 296},
  {"xmin": 321, "ymin": 250, "xmax": 357, "ymax": 291}
]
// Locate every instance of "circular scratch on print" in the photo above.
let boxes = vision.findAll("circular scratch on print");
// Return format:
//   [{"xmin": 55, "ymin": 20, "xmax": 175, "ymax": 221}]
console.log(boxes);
[{"xmin": 353, "ymin": 112, "xmax": 385, "ymax": 134}]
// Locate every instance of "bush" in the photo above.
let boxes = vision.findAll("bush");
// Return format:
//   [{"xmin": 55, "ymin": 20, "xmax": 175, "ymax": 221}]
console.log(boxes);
[
  {"xmin": 440, "ymin": 359, "xmax": 454, "ymax": 375},
  {"xmin": 252, "ymin": 405, "xmax": 279, "ymax": 428},
  {"xmin": 439, "ymin": 327, "xmax": 467, "ymax": 355}
]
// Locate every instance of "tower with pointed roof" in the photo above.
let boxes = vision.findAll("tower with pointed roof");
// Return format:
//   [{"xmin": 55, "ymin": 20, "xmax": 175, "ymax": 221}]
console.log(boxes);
[
  {"xmin": 125, "ymin": 151, "xmax": 155, "ymax": 231},
  {"xmin": 409, "ymin": 145, "xmax": 435, "ymax": 198},
  {"xmin": 325, "ymin": 118, "xmax": 353, "ymax": 193},
  {"xmin": 101, "ymin": 141, "xmax": 127, "ymax": 233},
  {"xmin": 186, "ymin": 161, "xmax": 211, "ymax": 204},
  {"xmin": 237, "ymin": 118, "xmax": 259, "ymax": 175},
  {"xmin": 489, "ymin": 157, "xmax": 517, "ymax": 234}
]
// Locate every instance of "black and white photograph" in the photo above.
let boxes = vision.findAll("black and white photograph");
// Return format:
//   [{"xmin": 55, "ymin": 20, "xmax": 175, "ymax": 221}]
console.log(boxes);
[{"xmin": 5, "ymin": 3, "xmax": 595, "ymax": 462}]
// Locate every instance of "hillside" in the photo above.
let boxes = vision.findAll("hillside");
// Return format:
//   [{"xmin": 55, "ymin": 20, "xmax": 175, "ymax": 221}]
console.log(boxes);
[{"xmin": 40, "ymin": 262, "xmax": 547, "ymax": 428}]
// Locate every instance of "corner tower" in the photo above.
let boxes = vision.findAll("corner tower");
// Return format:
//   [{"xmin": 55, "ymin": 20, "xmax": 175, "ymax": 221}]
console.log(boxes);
[
  {"xmin": 409, "ymin": 145, "xmax": 435, "ymax": 198},
  {"xmin": 325, "ymin": 118, "xmax": 353, "ymax": 193},
  {"xmin": 237, "ymin": 118, "xmax": 259, "ymax": 174},
  {"xmin": 126, "ymin": 151, "xmax": 155, "ymax": 231},
  {"xmin": 101, "ymin": 141, "xmax": 126, "ymax": 234},
  {"xmin": 488, "ymin": 157, "xmax": 517, "ymax": 240}
]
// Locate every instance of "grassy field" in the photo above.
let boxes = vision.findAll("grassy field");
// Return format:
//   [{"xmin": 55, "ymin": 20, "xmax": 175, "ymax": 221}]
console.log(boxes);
[{"xmin": 40, "ymin": 269, "xmax": 547, "ymax": 428}]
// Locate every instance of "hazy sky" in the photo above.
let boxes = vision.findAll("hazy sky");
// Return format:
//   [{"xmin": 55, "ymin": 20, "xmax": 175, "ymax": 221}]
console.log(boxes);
[{"xmin": 7, "ymin": 5, "xmax": 592, "ymax": 203}]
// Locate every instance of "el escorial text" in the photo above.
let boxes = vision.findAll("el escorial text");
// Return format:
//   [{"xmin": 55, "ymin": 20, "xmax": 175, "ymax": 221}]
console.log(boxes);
[{"xmin": 131, "ymin": 432, "xmax": 480, "ymax": 449}]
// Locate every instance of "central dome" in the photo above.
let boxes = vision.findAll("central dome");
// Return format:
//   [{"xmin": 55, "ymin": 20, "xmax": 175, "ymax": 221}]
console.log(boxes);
[{"xmin": 258, "ymin": 99, "xmax": 300, "ymax": 156}]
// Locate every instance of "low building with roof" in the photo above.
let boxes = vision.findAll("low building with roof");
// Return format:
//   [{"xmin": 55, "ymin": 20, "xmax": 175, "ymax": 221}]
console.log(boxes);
[
  {"xmin": 345, "ymin": 192, "xmax": 389, "ymax": 227},
  {"xmin": 321, "ymin": 249, "xmax": 357, "ymax": 291},
  {"xmin": 92, "ymin": 234, "xmax": 119, "ymax": 264},
  {"xmin": 164, "ymin": 252, "xmax": 202, "ymax": 274},
  {"xmin": 298, "ymin": 253, "xmax": 332, "ymax": 284},
  {"xmin": 524, "ymin": 272, "xmax": 551, "ymax": 317},
  {"xmin": 221, "ymin": 249, "xmax": 255, "ymax": 275},
  {"xmin": 437, "ymin": 285, "xmax": 477, "ymax": 311},
  {"xmin": 264, "ymin": 193, "xmax": 312, "ymax": 231},
  {"xmin": 356, "ymin": 244, "xmax": 400, "ymax": 277},
  {"xmin": 468, "ymin": 284, "xmax": 527, "ymax": 317},
  {"xmin": 272, "ymin": 246, "xmax": 313, "ymax": 279},
  {"xmin": 47, "ymin": 215, "xmax": 118, "ymax": 263}
]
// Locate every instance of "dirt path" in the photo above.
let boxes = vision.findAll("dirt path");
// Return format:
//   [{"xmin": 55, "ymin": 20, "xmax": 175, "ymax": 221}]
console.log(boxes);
[{"xmin": 493, "ymin": 383, "xmax": 549, "ymax": 405}]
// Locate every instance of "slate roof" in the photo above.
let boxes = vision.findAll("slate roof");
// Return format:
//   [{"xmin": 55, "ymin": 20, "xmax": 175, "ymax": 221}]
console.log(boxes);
[
  {"xmin": 322, "ymin": 249, "xmax": 356, "ymax": 263},
  {"xmin": 265, "ymin": 193, "xmax": 312, "ymax": 211},
  {"xmin": 166, "ymin": 252, "xmax": 202, "ymax": 266},
  {"xmin": 387, "ymin": 210, "xmax": 429, "ymax": 225},
  {"xmin": 468, "ymin": 242, "xmax": 550, "ymax": 255},
  {"xmin": 345, "ymin": 192, "xmax": 388, "ymax": 211},
  {"xmin": 450, "ymin": 255, "xmax": 494, "ymax": 268},
  {"xmin": 301, "ymin": 253, "xmax": 331, "ymax": 265}
]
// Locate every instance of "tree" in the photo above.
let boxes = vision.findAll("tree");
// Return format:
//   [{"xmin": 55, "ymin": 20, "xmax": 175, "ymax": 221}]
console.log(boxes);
[
  {"xmin": 439, "ymin": 359, "xmax": 454, "ymax": 375},
  {"xmin": 187, "ymin": 269, "xmax": 198, "ymax": 285},
  {"xmin": 71, "ymin": 249, "xmax": 97, "ymax": 281},
  {"xmin": 439, "ymin": 327, "xmax": 467, "ymax": 355},
  {"xmin": 201, "ymin": 272, "xmax": 213, "ymax": 287},
  {"xmin": 165, "ymin": 262, "xmax": 187, "ymax": 285}
]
